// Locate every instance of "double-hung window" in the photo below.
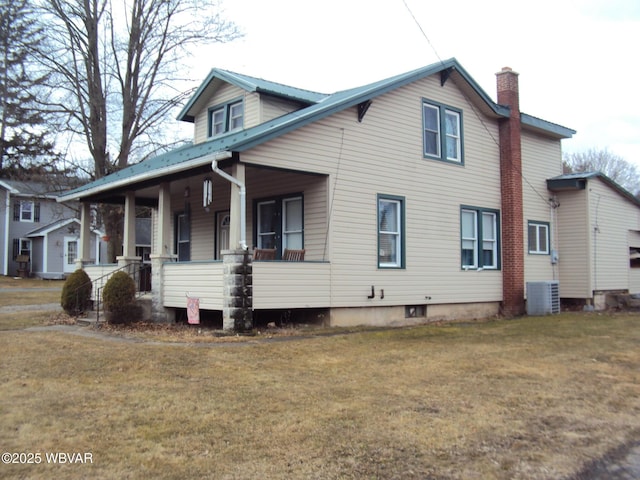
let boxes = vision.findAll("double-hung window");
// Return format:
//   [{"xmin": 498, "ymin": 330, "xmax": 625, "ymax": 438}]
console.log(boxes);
[
  {"xmin": 255, "ymin": 194, "xmax": 303, "ymax": 257},
  {"xmin": 378, "ymin": 195, "xmax": 405, "ymax": 268},
  {"xmin": 423, "ymin": 99, "xmax": 463, "ymax": 163},
  {"xmin": 13, "ymin": 200, "xmax": 39, "ymax": 222},
  {"xmin": 12, "ymin": 238, "xmax": 32, "ymax": 260},
  {"xmin": 208, "ymin": 99, "xmax": 243, "ymax": 137},
  {"xmin": 461, "ymin": 207, "xmax": 500, "ymax": 270},
  {"xmin": 528, "ymin": 221, "xmax": 550, "ymax": 254}
]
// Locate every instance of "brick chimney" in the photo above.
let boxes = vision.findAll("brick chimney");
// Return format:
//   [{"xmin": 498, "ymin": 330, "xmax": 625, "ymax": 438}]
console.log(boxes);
[{"xmin": 496, "ymin": 67, "xmax": 525, "ymax": 316}]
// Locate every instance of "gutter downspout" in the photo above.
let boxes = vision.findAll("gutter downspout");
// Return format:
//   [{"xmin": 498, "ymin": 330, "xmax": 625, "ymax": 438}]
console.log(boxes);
[{"xmin": 210, "ymin": 152, "xmax": 248, "ymax": 251}]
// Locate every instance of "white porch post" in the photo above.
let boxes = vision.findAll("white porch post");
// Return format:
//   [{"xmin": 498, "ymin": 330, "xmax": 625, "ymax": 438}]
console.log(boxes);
[
  {"xmin": 229, "ymin": 162, "xmax": 245, "ymax": 249},
  {"xmin": 149, "ymin": 182, "xmax": 174, "ymax": 322},
  {"xmin": 116, "ymin": 191, "xmax": 140, "ymax": 268},
  {"xmin": 75, "ymin": 202, "xmax": 92, "ymax": 270}
]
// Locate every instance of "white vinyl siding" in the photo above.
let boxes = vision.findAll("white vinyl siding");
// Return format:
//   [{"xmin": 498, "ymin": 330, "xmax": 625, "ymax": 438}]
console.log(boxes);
[
  {"xmin": 240, "ymin": 73, "xmax": 503, "ymax": 306},
  {"xmin": 554, "ymin": 189, "xmax": 590, "ymax": 298},
  {"xmin": 521, "ymin": 130, "xmax": 562, "ymax": 285}
]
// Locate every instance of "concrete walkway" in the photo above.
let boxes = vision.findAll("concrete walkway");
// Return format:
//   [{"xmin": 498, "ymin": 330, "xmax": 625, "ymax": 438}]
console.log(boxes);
[{"xmin": 573, "ymin": 440, "xmax": 640, "ymax": 479}]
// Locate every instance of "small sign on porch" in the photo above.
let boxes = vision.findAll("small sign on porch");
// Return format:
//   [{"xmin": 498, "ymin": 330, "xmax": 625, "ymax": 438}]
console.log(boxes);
[{"xmin": 186, "ymin": 294, "xmax": 200, "ymax": 325}]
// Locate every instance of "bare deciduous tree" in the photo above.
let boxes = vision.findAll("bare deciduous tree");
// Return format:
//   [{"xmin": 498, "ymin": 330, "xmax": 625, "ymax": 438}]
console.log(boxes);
[
  {"xmin": 563, "ymin": 147, "xmax": 640, "ymax": 195},
  {"xmin": 34, "ymin": 0, "xmax": 241, "ymax": 259},
  {"xmin": 37, "ymin": 0, "xmax": 241, "ymax": 178}
]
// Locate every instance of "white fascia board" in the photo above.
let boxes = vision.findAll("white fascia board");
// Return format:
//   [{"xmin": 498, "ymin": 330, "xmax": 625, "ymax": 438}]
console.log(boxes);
[{"xmin": 56, "ymin": 152, "xmax": 230, "ymax": 203}]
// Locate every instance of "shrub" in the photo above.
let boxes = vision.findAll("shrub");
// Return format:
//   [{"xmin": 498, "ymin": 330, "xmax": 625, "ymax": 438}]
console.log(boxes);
[
  {"xmin": 102, "ymin": 271, "xmax": 138, "ymax": 324},
  {"xmin": 61, "ymin": 269, "xmax": 92, "ymax": 316}
]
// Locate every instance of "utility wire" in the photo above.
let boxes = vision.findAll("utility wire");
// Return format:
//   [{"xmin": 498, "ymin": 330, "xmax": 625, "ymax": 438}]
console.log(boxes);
[
  {"xmin": 401, "ymin": 0, "xmax": 443, "ymax": 64},
  {"xmin": 401, "ymin": 0, "xmax": 555, "ymax": 208}
]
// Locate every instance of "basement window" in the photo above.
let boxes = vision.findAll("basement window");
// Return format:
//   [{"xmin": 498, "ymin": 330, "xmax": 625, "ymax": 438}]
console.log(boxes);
[{"xmin": 405, "ymin": 305, "xmax": 426, "ymax": 318}]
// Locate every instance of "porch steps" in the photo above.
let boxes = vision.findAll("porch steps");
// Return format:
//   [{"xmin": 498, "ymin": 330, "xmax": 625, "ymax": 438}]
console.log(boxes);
[
  {"xmin": 76, "ymin": 296, "xmax": 152, "ymax": 326},
  {"xmin": 76, "ymin": 310, "xmax": 98, "ymax": 326}
]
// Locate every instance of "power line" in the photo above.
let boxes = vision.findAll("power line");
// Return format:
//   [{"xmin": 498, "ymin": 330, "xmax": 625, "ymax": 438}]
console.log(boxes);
[
  {"xmin": 401, "ymin": 0, "xmax": 554, "ymax": 208},
  {"xmin": 401, "ymin": 0, "xmax": 443, "ymax": 64}
]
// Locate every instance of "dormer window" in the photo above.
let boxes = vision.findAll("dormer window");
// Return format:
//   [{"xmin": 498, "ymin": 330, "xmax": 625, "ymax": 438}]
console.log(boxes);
[{"xmin": 208, "ymin": 99, "xmax": 244, "ymax": 137}]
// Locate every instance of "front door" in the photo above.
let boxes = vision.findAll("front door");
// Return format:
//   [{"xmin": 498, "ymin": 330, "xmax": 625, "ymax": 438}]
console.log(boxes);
[
  {"xmin": 216, "ymin": 211, "xmax": 230, "ymax": 259},
  {"xmin": 63, "ymin": 236, "xmax": 78, "ymax": 273}
]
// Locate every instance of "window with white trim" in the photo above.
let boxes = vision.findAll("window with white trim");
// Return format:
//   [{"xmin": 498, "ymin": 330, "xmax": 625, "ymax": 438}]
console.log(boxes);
[
  {"xmin": 378, "ymin": 195, "xmax": 404, "ymax": 268},
  {"xmin": 13, "ymin": 200, "xmax": 39, "ymax": 222},
  {"xmin": 255, "ymin": 194, "xmax": 303, "ymax": 257},
  {"xmin": 12, "ymin": 238, "xmax": 32, "ymax": 260},
  {"xmin": 175, "ymin": 204, "xmax": 191, "ymax": 261},
  {"xmin": 461, "ymin": 207, "xmax": 500, "ymax": 270},
  {"xmin": 423, "ymin": 99, "xmax": 463, "ymax": 163},
  {"xmin": 208, "ymin": 99, "xmax": 243, "ymax": 137},
  {"xmin": 528, "ymin": 221, "xmax": 550, "ymax": 254}
]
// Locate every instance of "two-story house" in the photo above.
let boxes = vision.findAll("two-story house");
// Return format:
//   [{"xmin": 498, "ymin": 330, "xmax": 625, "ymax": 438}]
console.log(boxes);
[
  {"xmin": 56, "ymin": 58, "xmax": 637, "ymax": 329},
  {"xmin": 1, "ymin": 179, "xmax": 103, "ymax": 279}
]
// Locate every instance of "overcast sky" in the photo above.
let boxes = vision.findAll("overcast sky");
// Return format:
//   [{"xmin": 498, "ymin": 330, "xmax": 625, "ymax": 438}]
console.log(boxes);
[{"xmin": 183, "ymin": 0, "xmax": 640, "ymax": 165}]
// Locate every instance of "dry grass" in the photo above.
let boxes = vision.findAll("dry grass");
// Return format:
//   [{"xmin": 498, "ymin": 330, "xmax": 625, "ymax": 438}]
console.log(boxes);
[
  {"xmin": 0, "ymin": 277, "xmax": 64, "ymax": 329},
  {"xmin": 1, "ymin": 311, "xmax": 639, "ymax": 479},
  {"xmin": 0, "ymin": 276, "xmax": 63, "ymax": 308}
]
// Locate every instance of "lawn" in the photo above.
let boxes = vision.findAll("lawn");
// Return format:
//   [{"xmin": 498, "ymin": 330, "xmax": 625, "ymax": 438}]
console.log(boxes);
[
  {"xmin": 0, "ymin": 276, "xmax": 64, "ymax": 330},
  {"xmin": 1, "ymin": 309, "xmax": 639, "ymax": 479}
]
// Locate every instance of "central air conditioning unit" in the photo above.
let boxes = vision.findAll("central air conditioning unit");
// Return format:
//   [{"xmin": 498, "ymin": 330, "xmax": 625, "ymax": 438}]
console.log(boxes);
[{"xmin": 526, "ymin": 281, "xmax": 560, "ymax": 315}]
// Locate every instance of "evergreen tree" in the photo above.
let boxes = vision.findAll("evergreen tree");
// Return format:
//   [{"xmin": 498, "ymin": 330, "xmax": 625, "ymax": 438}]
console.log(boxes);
[{"xmin": 0, "ymin": 0, "xmax": 58, "ymax": 177}]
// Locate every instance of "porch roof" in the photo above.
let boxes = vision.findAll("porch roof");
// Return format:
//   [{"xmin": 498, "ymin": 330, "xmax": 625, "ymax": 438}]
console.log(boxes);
[
  {"xmin": 547, "ymin": 171, "xmax": 640, "ymax": 208},
  {"xmin": 58, "ymin": 58, "xmax": 575, "ymax": 204}
]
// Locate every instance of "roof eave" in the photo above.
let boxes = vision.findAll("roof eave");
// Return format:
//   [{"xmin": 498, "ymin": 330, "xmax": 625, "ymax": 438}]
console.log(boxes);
[
  {"xmin": 56, "ymin": 151, "xmax": 227, "ymax": 203},
  {"xmin": 522, "ymin": 113, "xmax": 576, "ymax": 139}
]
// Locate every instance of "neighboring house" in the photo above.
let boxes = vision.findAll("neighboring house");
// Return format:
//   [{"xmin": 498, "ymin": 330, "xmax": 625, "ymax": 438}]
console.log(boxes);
[
  {"xmin": 0, "ymin": 179, "xmax": 103, "ymax": 279},
  {"xmin": 57, "ymin": 57, "xmax": 623, "ymax": 330}
]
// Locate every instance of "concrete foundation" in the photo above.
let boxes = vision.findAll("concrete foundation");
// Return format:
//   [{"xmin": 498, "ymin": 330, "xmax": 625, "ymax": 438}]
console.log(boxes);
[{"xmin": 329, "ymin": 302, "xmax": 500, "ymax": 327}]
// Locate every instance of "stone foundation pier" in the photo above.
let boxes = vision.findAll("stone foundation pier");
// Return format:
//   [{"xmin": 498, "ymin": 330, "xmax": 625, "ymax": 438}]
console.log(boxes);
[{"xmin": 222, "ymin": 249, "xmax": 253, "ymax": 331}]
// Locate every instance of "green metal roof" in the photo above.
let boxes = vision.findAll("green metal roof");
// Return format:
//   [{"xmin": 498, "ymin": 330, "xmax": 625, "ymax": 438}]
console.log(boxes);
[{"xmin": 59, "ymin": 58, "xmax": 575, "ymax": 203}]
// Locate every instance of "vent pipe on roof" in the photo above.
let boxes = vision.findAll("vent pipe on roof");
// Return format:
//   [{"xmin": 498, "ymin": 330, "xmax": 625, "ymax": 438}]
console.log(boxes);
[{"xmin": 210, "ymin": 151, "xmax": 248, "ymax": 251}]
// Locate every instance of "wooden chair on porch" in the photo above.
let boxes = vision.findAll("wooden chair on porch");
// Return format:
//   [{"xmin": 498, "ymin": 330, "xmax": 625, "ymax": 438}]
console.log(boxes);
[
  {"xmin": 253, "ymin": 248, "xmax": 276, "ymax": 261},
  {"xmin": 283, "ymin": 249, "xmax": 305, "ymax": 261}
]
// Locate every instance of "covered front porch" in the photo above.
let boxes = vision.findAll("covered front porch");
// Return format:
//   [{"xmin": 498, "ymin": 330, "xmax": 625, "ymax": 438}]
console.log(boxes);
[{"xmin": 73, "ymin": 153, "xmax": 332, "ymax": 329}]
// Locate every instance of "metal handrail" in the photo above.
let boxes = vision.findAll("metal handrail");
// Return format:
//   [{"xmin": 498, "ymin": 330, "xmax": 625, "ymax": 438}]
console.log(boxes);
[{"xmin": 68, "ymin": 262, "xmax": 151, "ymax": 324}]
